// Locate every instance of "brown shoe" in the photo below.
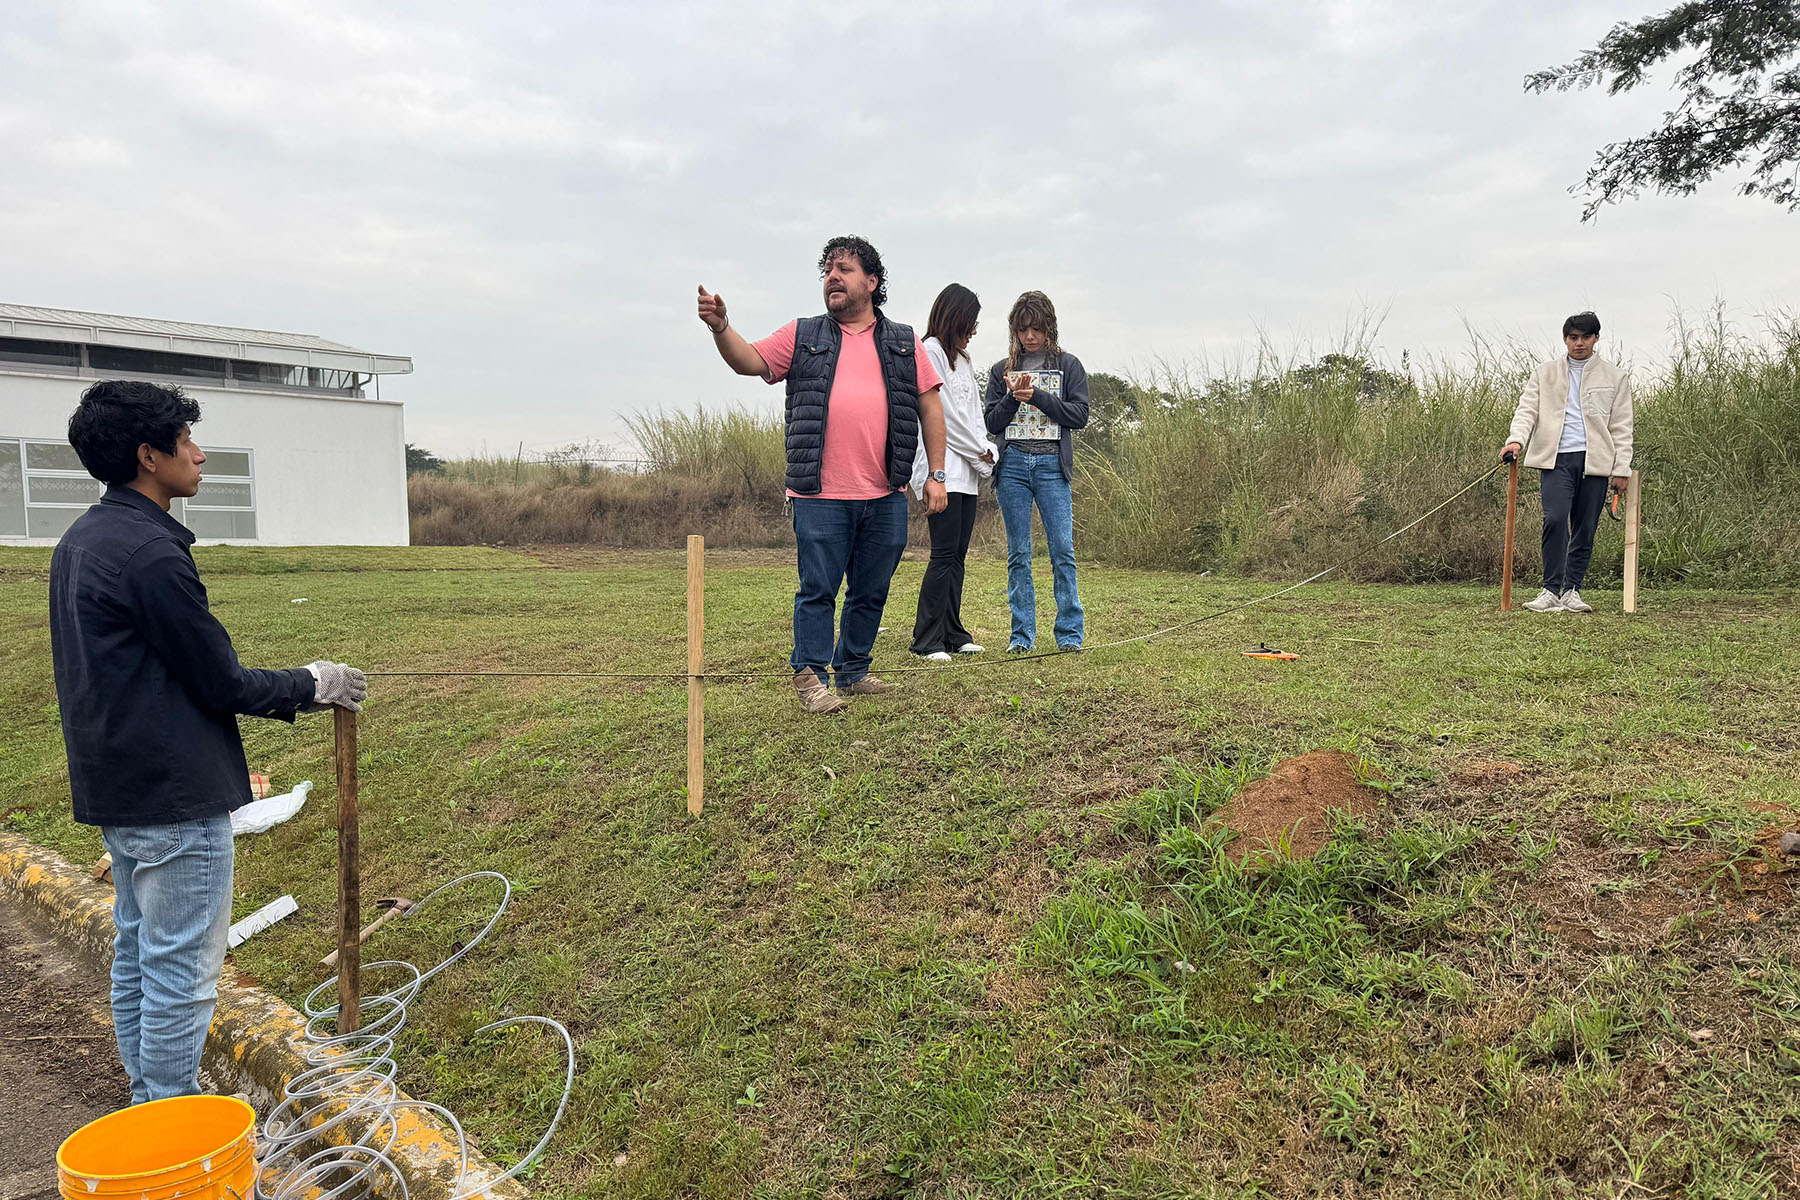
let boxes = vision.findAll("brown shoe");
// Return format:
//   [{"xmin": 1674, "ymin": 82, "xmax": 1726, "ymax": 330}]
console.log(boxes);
[
  {"xmin": 836, "ymin": 675, "xmax": 898, "ymax": 697},
  {"xmin": 793, "ymin": 669, "xmax": 849, "ymax": 714}
]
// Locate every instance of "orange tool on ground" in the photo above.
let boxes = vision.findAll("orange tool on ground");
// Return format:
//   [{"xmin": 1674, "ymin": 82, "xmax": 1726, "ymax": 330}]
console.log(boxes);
[{"xmin": 1242, "ymin": 644, "xmax": 1300, "ymax": 660}]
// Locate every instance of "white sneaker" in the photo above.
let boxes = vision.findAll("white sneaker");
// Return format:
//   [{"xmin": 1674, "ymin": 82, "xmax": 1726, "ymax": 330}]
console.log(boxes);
[
  {"xmin": 1559, "ymin": 590, "xmax": 1593, "ymax": 613},
  {"xmin": 1523, "ymin": 588, "xmax": 1564, "ymax": 613},
  {"xmin": 954, "ymin": 643, "xmax": 984, "ymax": 654},
  {"xmin": 916, "ymin": 651, "xmax": 953, "ymax": 663}
]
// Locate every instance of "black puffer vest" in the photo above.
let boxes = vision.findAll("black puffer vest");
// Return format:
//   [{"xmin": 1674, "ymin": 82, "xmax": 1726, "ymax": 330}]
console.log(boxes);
[{"xmin": 783, "ymin": 309, "xmax": 921, "ymax": 495}]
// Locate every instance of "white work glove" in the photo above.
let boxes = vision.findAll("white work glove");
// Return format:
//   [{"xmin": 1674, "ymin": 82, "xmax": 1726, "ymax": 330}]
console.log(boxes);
[{"xmin": 306, "ymin": 661, "xmax": 368, "ymax": 712}]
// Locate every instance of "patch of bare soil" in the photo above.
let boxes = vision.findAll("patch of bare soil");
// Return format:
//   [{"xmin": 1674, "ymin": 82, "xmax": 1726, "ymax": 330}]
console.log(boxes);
[
  {"xmin": 1211, "ymin": 750, "xmax": 1379, "ymax": 865},
  {"xmin": 0, "ymin": 898, "xmax": 130, "ymax": 1180},
  {"xmin": 1525, "ymin": 827, "xmax": 1797, "ymax": 952},
  {"xmin": 1449, "ymin": 759, "xmax": 1525, "ymax": 788}
]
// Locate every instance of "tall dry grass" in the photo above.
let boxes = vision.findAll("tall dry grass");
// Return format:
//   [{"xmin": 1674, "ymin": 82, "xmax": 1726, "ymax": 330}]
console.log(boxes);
[
  {"xmin": 409, "ymin": 469, "xmax": 789, "ymax": 548},
  {"xmin": 625, "ymin": 407, "xmax": 786, "ymax": 501},
  {"xmin": 1076, "ymin": 312, "xmax": 1800, "ymax": 584},
  {"xmin": 412, "ymin": 312, "xmax": 1800, "ymax": 584}
]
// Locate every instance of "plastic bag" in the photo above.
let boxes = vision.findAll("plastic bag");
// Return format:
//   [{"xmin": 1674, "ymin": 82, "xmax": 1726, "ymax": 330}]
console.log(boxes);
[{"xmin": 230, "ymin": 780, "xmax": 313, "ymax": 837}]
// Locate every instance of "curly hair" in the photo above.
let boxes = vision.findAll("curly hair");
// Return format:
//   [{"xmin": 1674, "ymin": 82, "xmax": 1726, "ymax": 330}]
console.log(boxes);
[
  {"xmin": 818, "ymin": 235, "xmax": 888, "ymax": 309},
  {"xmin": 67, "ymin": 380, "xmax": 202, "ymax": 485},
  {"xmin": 1006, "ymin": 290, "xmax": 1060, "ymax": 371}
]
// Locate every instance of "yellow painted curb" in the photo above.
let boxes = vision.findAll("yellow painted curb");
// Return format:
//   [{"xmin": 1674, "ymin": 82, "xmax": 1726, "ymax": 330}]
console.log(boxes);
[{"xmin": 0, "ymin": 831, "xmax": 529, "ymax": 1200}]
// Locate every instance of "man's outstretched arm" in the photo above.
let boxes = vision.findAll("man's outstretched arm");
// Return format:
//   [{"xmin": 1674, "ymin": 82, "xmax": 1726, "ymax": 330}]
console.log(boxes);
[{"xmin": 698, "ymin": 285, "xmax": 769, "ymax": 377}]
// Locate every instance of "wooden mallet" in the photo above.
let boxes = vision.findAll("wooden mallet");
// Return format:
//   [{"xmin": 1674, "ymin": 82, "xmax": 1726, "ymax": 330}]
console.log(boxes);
[{"xmin": 322, "ymin": 895, "xmax": 415, "ymax": 970}]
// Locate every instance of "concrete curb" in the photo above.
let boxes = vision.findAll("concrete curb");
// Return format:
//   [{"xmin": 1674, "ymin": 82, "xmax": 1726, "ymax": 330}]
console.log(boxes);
[{"xmin": 0, "ymin": 832, "xmax": 529, "ymax": 1200}]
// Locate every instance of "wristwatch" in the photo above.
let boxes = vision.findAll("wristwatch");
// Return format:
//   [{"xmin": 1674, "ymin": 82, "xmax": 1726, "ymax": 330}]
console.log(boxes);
[{"xmin": 929, "ymin": 470, "xmax": 947, "ymax": 483}]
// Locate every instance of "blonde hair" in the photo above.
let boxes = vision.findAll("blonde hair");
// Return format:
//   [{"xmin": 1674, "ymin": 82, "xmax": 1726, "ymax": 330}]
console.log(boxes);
[{"xmin": 1006, "ymin": 291, "xmax": 1061, "ymax": 372}]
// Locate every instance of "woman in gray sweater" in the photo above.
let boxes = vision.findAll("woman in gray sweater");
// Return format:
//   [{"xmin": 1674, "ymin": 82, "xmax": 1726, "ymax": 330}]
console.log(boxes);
[{"xmin": 983, "ymin": 291, "xmax": 1090, "ymax": 651}]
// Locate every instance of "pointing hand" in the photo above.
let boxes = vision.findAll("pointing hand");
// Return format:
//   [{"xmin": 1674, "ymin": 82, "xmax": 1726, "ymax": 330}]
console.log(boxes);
[{"xmin": 697, "ymin": 285, "xmax": 729, "ymax": 334}]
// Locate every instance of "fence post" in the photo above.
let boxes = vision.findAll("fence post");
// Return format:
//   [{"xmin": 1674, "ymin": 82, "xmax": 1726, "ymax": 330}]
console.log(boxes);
[
  {"xmin": 1622, "ymin": 469, "xmax": 1642, "ymax": 613},
  {"xmin": 334, "ymin": 706, "xmax": 361, "ymax": 1034},
  {"xmin": 687, "ymin": 535, "xmax": 705, "ymax": 815},
  {"xmin": 1500, "ymin": 458, "xmax": 1520, "ymax": 611}
]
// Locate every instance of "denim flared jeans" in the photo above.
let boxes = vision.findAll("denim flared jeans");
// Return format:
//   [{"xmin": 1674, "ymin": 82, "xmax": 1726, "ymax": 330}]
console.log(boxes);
[{"xmin": 994, "ymin": 451, "xmax": 1084, "ymax": 649}]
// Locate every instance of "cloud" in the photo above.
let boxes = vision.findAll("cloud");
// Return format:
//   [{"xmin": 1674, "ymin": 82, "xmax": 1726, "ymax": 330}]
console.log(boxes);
[{"xmin": 0, "ymin": 0, "xmax": 1795, "ymax": 455}]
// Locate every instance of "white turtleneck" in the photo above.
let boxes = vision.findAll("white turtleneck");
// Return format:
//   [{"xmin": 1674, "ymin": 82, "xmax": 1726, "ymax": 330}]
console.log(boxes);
[{"xmin": 1557, "ymin": 357, "xmax": 1588, "ymax": 454}]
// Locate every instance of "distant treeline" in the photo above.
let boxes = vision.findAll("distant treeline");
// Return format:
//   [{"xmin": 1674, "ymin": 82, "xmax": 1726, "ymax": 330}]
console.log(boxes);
[{"xmin": 410, "ymin": 312, "xmax": 1800, "ymax": 586}]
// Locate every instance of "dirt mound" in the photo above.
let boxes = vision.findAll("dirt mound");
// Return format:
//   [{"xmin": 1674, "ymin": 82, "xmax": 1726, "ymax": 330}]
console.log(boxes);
[{"xmin": 1212, "ymin": 749, "xmax": 1379, "ymax": 865}]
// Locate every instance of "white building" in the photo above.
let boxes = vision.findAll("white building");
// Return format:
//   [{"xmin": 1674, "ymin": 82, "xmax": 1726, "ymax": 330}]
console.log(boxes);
[{"xmin": 0, "ymin": 303, "xmax": 413, "ymax": 546}]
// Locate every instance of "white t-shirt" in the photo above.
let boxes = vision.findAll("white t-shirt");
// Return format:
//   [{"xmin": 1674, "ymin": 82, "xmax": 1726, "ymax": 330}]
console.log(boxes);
[
  {"xmin": 911, "ymin": 337, "xmax": 997, "ymax": 497},
  {"xmin": 1557, "ymin": 358, "xmax": 1588, "ymax": 454}
]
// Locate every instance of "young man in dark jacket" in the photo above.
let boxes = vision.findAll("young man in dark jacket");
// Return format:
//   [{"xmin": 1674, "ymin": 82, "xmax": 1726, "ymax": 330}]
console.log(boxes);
[{"xmin": 49, "ymin": 380, "xmax": 366, "ymax": 1104}]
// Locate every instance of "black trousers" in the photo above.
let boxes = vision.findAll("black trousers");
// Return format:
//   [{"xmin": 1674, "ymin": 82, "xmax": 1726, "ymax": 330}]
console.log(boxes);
[
  {"xmin": 1540, "ymin": 451, "xmax": 1609, "ymax": 594},
  {"xmin": 911, "ymin": 491, "xmax": 979, "ymax": 654}
]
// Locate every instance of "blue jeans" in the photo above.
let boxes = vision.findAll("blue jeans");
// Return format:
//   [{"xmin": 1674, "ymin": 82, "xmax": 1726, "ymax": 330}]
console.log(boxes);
[
  {"xmin": 791, "ymin": 493, "xmax": 909, "ymax": 688},
  {"xmin": 101, "ymin": 815, "xmax": 234, "ymax": 1104},
  {"xmin": 995, "ymin": 451, "xmax": 1083, "ymax": 649}
]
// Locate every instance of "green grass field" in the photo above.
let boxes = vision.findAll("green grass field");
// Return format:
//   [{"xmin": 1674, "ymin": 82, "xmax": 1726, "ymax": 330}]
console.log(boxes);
[{"xmin": 3, "ymin": 545, "xmax": 1798, "ymax": 1199}]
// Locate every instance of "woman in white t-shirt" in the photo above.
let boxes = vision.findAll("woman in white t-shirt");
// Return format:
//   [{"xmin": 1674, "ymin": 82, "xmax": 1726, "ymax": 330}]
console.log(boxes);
[{"xmin": 910, "ymin": 283, "xmax": 997, "ymax": 660}]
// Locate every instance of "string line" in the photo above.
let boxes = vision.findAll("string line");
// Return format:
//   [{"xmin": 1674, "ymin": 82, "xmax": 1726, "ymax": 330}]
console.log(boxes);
[{"xmin": 365, "ymin": 463, "xmax": 1505, "ymax": 683}]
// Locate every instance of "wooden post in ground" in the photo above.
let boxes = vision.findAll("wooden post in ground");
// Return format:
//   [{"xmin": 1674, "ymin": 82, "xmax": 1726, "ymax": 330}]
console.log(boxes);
[
  {"xmin": 687, "ymin": 534, "xmax": 705, "ymax": 816},
  {"xmin": 1622, "ymin": 469, "xmax": 1642, "ymax": 613},
  {"xmin": 334, "ymin": 705, "xmax": 361, "ymax": 1034},
  {"xmin": 1500, "ymin": 458, "xmax": 1520, "ymax": 611}
]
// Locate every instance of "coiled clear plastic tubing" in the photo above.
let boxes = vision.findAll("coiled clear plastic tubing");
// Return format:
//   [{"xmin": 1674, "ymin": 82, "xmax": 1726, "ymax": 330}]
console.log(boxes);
[{"xmin": 253, "ymin": 872, "xmax": 575, "ymax": 1198}]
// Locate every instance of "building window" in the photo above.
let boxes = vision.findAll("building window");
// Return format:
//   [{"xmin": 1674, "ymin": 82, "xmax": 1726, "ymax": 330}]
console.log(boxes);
[
  {"xmin": 86, "ymin": 345, "xmax": 228, "ymax": 381},
  {"xmin": 0, "ymin": 337, "xmax": 360, "ymax": 395},
  {"xmin": 0, "ymin": 441, "xmax": 24, "ymax": 537},
  {"xmin": 0, "ymin": 337, "xmax": 81, "ymax": 370},
  {"xmin": 183, "ymin": 447, "xmax": 256, "ymax": 540},
  {"xmin": 11, "ymin": 439, "xmax": 102, "ymax": 538},
  {"xmin": 0, "ymin": 439, "xmax": 256, "ymax": 541}
]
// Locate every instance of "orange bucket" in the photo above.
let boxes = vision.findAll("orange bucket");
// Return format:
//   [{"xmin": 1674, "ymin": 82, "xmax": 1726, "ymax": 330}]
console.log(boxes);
[{"xmin": 56, "ymin": 1095, "xmax": 256, "ymax": 1199}]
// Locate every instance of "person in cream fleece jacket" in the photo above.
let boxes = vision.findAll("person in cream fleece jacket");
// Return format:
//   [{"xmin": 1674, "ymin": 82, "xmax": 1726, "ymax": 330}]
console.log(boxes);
[{"xmin": 1499, "ymin": 311, "xmax": 1634, "ymax": 614}]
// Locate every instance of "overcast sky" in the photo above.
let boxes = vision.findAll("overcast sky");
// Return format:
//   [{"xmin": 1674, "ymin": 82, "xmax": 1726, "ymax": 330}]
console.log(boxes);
[{"xmin": 3, "ymin": 0, "xmax": 1795, "ymax": 456}]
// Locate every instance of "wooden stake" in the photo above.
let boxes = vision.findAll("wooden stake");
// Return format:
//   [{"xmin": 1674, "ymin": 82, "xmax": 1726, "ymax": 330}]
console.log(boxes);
[
  {"xmin": 1622, "ymin": 469, "xmax": 1642, "ymax": 614},
  {"xmin": 687, "ymin": 534, "xmax": 705, "ymax": 816},
  {"xmin": 1500, "ymin": 458, "xmax": 1520, "ymax": 612},
  {"xmin": 334, "ymin": 705, "xmax": 361, "ymax": 1034}
]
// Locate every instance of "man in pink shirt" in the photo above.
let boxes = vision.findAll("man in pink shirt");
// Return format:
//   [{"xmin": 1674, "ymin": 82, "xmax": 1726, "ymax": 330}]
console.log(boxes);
[{"xmin": 698, "ymin": 235, "xmax": 948, "ymax": 714}]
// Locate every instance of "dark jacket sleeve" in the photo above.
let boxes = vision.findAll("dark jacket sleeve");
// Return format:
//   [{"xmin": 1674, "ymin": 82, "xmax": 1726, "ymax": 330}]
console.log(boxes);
[
  {"xmin": 983, "ymin": 363, "xmax": 1019, "ymax": 437},
  {"xmin": 123, "ymin": 541, "xmax": 316, "ymax": 721}
]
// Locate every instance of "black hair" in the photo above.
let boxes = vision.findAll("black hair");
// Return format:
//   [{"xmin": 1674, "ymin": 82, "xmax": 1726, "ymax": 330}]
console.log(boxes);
[
  {"xmin": 924, "ymin": 283, "xmax": 981, "ymax": 366},
  {"xmin": 66, "ymin": 380, "xmax": 202, "ymax": 485},
  {"xmin": 1563, "ymin": 311, "xmax": 1601, "ymax": 337},
  {"xmin": 818, "ymin": 234, "xmax": 888, "ymax": 308}
]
